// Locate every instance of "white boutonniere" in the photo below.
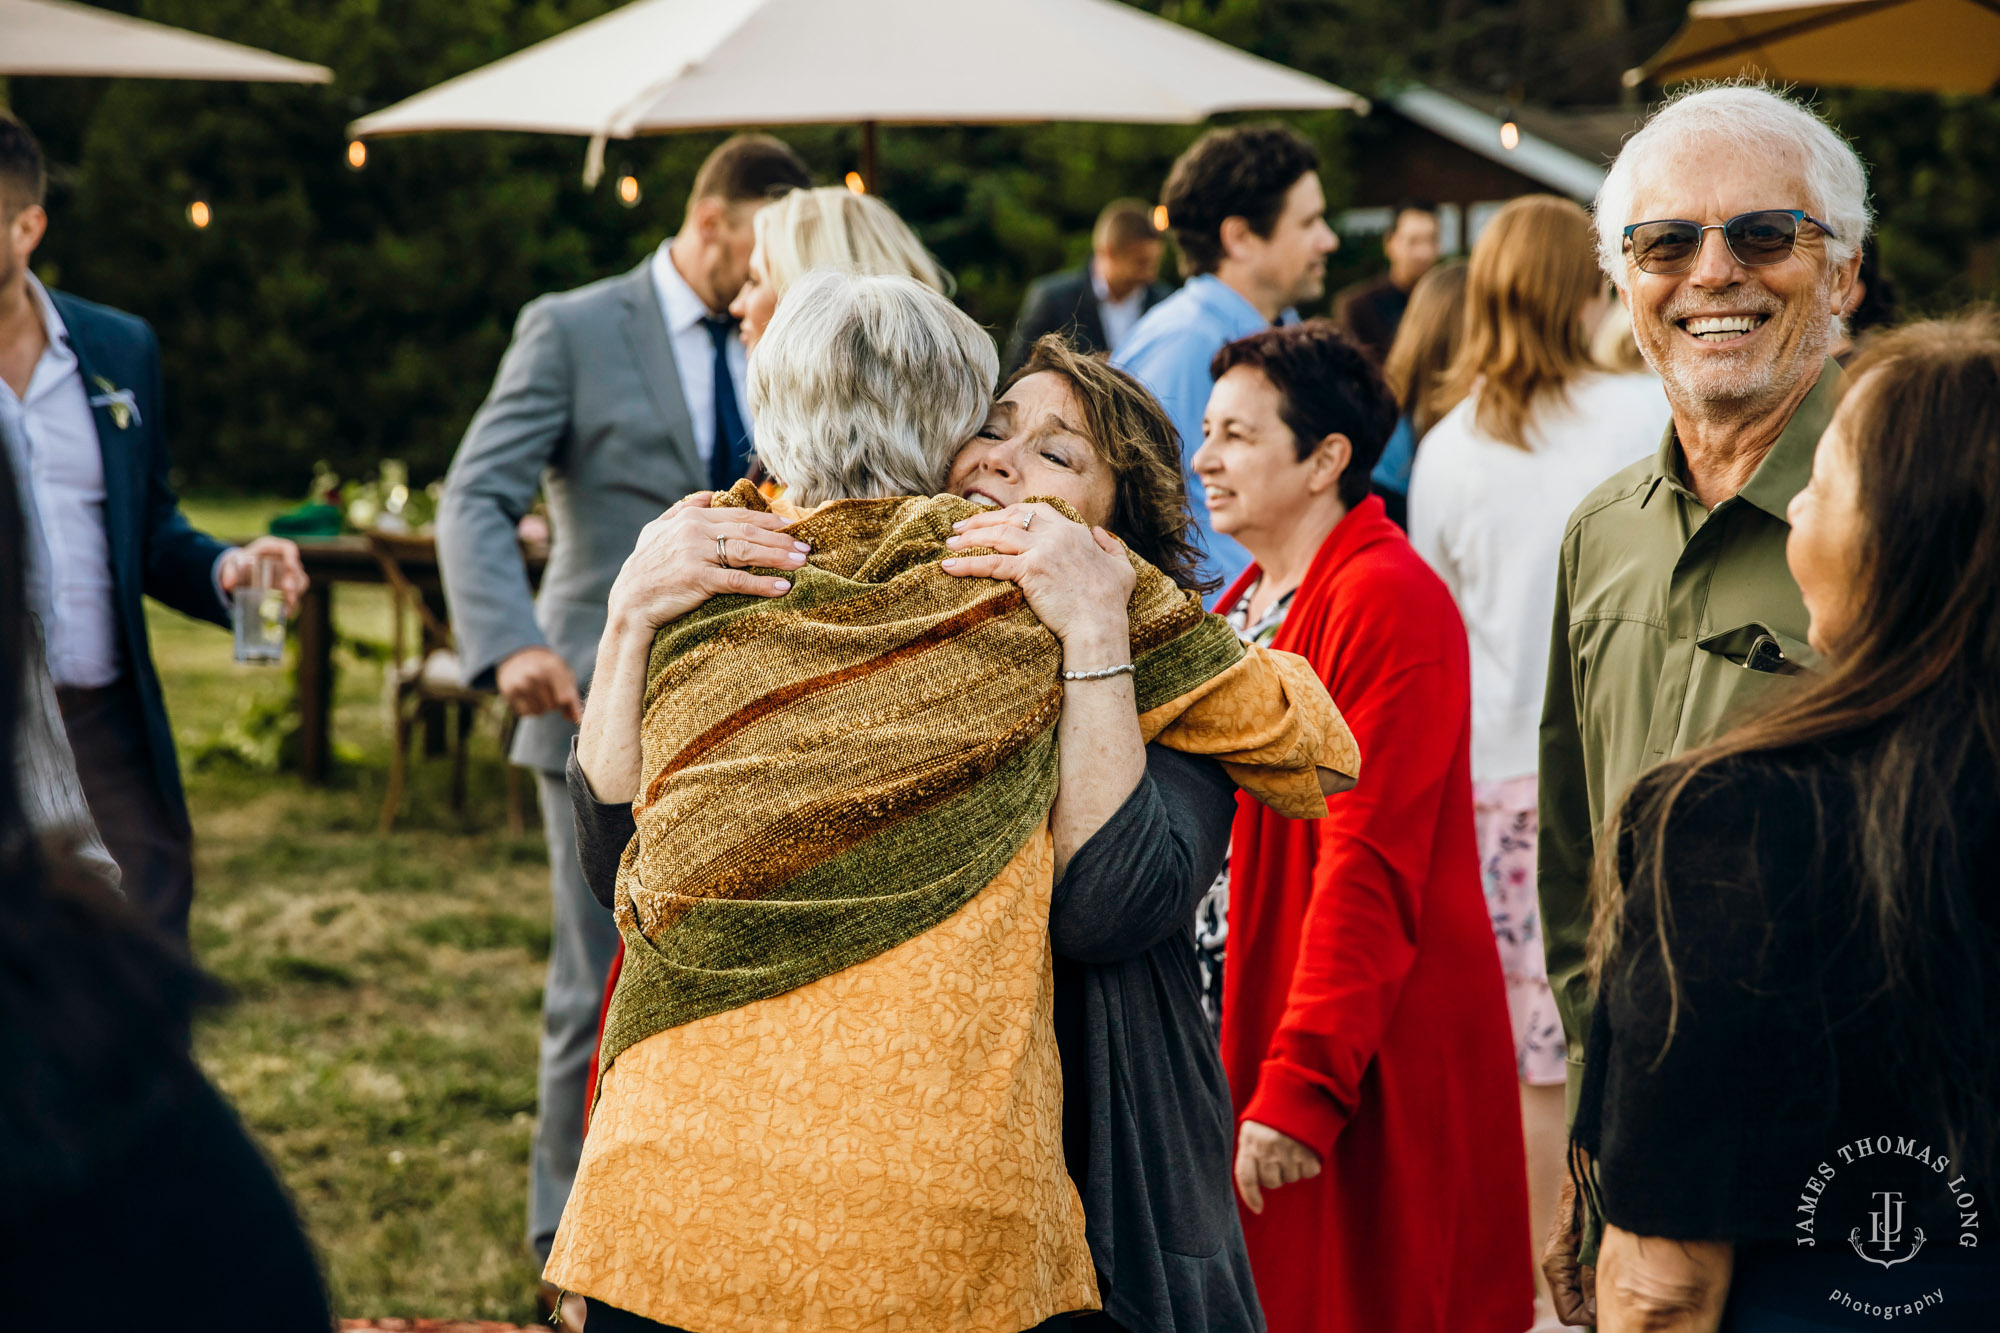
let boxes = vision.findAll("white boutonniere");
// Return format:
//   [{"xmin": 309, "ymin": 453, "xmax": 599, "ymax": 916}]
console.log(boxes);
[{"xmin": 88, "ymin": 374, "xmax": 142, "ymax": 430}]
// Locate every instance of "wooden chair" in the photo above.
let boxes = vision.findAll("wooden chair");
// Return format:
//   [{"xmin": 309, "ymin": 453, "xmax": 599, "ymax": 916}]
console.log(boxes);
[{"xmin": 368, "ymin": 533, "xmax": 526, "ymax": 836}]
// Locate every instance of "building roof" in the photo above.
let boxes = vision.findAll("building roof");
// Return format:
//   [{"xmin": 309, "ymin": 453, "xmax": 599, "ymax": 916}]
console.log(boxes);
[{"xmin": 1383, "ymin": 85, "xmax": 1630, "ymax": 203}]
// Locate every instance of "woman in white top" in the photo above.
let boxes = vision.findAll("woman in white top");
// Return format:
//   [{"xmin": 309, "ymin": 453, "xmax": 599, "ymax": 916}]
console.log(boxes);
[{"xmin": 1406, "ymin": 193, "xmax": 1669, "ymax": 1328}]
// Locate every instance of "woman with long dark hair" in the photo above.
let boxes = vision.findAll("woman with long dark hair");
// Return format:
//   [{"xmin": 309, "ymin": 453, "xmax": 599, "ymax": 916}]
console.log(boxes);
[
  {"xmin": 1572, "ymin": 314, "xmax": 2000, "ymax": 1330},
  {"xmin": 0, "ymin": 447, "xmax": 330, "ymax": 1330}
]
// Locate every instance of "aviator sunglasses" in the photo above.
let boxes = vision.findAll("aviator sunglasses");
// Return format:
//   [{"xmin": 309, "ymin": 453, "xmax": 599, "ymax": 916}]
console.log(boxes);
[{"xmin": 1622, "ymin": 209, "xmax": 1839, "ymax": 275}]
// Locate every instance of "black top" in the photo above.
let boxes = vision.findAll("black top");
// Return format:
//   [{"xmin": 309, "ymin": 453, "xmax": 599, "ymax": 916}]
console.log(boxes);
[
  {"xmin": 1572, "ymin": 747, "xmax": 2000, "ymax": 1322},
  {"xmin": 568, "ymin": 739, "xmax": 1262, "ymax": 1333},
  {"xmin": 1003, "ymin": 265, "xmax": 1174, "ymax": 376},
  {"xmin": 0, "ymin": 870, "xmax": 330, "ymax": 1331},
  {"xmin": 0, "ymin": 1069, "xmax": 333, "ymax": 1331}
]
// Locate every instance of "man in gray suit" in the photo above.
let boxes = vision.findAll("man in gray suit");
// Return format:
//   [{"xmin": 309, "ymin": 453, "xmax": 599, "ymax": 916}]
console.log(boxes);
[{"xmin": 435, "ymin": 134, "xmax": 812, "ymax": 1285}]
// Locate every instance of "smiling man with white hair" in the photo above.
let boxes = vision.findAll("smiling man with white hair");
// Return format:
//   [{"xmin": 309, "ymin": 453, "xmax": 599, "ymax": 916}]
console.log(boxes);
[{"xmin": 1535, "ymin": 82, "xmax": 1868, "ymax": 1325}]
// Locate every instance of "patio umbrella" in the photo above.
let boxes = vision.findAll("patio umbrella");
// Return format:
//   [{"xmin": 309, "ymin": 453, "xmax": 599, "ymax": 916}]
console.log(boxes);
[
  {"xmin": 349, "ymin": 0, "xmax": 1365, "ymax": 186},
  {"xmin": 0, "ymin": 0, "xmax": 331, "ymax": 82},
  {"xmin": 1628, "ymin": 0, "xmax": 2000, "ymax": 95}
]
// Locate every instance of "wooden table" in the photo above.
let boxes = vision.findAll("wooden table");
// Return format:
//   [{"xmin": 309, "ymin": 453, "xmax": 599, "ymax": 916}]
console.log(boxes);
[{"xmin": 292, "ymin": 534, "xmax": 546, "ymax": 783}]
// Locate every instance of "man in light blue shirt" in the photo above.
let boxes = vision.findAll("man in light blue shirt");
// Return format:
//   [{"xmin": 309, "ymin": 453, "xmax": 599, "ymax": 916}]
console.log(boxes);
[{"xmin": 1114, "ymin": 124, "xmax": 1339, "ymax": 594}]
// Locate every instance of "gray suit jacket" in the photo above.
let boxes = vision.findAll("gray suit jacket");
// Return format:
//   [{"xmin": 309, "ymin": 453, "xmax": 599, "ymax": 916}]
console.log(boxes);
[{"xmin": 437, "ymin": 260, "xmax": 704, "ymax": 775}]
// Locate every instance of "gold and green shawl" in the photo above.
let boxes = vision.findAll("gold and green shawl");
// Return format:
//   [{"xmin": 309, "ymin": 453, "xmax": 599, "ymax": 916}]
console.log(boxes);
[{"xmin": 599, "ymin": 481, "xmax": 1244, "ymax": 1077}]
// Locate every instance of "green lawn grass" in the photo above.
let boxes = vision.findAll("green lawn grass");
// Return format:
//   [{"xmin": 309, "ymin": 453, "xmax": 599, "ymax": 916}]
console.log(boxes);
[{"xmin": 166, "ymin": 495, "xmax": 547, "ymax": 1323}]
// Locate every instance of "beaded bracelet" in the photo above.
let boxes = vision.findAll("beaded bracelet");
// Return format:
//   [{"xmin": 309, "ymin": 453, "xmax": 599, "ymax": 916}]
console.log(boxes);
[{"xmin": 1060, "ymin": 662, "xmax": 1136, "ymax": 682}]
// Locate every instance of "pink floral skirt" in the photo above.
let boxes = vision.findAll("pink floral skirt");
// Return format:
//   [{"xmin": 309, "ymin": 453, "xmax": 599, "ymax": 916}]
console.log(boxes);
[{"xmin": 1473, "ymin": 774, "xmax": 1567, "ymax": 1087}]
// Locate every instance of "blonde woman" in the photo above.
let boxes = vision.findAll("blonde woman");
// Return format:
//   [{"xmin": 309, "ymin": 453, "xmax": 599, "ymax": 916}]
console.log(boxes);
[
  {"xmin": 728, "ymin": 185, "xmax": 948, "ymax": 353},
  {"xmin": 1405, "ymin": 193, "xmax": 1670, "ymax": 1327},
  {"xmin": 1589, "ymin": 294, "xmax": 1649, "ymax": 374}
]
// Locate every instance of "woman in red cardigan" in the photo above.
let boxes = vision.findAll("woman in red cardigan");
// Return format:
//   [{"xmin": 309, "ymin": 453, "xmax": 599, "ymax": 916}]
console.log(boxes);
[{"xmin": 1189, "ymin": 322, "xmax": 1531, "ymax": 1333}]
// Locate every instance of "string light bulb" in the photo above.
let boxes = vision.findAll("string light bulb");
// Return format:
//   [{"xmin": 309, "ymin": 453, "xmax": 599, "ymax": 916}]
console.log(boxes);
[
  {"xmin": 1152, "ymin": 205, "xmax": 1169, "ymax": 231},
  {"xmin": 187, "ymin": 200, "xmax": 211, "ymax": 229},
  {"xmin": 844, "ymin": 171, "xmax": 865, "ymax": 195},
  {"xmin": 346, "ymin": 139, "xmax": 367, "ymax": 170},
  {"xmin": 1499, "ymin": 112, "xmax": 1521, "ymax": 151},
  {"xmin": 617, "ymin": 173, "xmax": 642, "ymax": 207}
]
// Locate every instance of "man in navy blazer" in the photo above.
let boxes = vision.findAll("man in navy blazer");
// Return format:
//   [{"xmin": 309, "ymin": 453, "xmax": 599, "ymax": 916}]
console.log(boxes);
[
  {"xmin": 1003, "ymin": 198, "xmax": 1172, "ymax": 374},
  {"xmin": 0, "ymin": 115, "xmax": 306, "ymax": 943}
]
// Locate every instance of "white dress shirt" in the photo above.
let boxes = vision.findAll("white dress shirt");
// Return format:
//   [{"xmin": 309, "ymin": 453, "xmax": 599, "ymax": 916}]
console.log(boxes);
[
  {"xmin": 3, "ymin": 275, "xmax": 121, "ymax": 689},
  {"xmin": 1407, "ymin": 370, "xmax": 1672, "ymax": 782},
  {"xmin": 649, "ymin": 238, "xmax": 751, "ymax": 465},
  {"xmin": 1091, "ymin": 259, "xmax": 1146, "ymax": 355}
]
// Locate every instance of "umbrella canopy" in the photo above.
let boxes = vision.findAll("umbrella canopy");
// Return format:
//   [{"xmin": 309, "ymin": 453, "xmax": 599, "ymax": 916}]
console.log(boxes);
[
  {"xmin": 1630, "ymin": 0, "xmax": 2000, "ymax": 95},
  {"xmin": 0, "ymin": 0, "xmax": 331, "ymax": 82},
  {"xmin": 351, "ymin": 0, "xmax": 1363, "ymax": 177}
]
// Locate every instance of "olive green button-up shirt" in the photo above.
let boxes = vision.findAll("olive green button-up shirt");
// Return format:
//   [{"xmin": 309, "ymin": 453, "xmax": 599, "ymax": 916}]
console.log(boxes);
[{"xmin": 1537, "ymin": 360, "xmax": 1842, "ymax": 1106}]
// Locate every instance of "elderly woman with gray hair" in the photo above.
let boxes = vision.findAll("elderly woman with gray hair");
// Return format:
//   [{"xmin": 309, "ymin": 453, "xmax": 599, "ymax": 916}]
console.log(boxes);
[{"xmin": 544, "ymin": 270, "xmax": 1354, "ymax": 1333}]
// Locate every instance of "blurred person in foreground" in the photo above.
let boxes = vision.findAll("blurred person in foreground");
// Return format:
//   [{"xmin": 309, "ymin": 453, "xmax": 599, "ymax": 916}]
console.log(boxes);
[
  {"xmin": 1114, "ymin": 123, "xmax": 1339, "ymax": 595},
  {"xmin": 0, "ymin": 443, "xmax": 330, "ymax": 1333},
  {"xmin": 727, "ymin": 183, "xmax": 948, "ymax": 357},
  {"xmin": 571, "ymin": 332, "xmax": 1329, "ymax": 1333},
  {"xmin": 0, "ymin": 113, "xmax": 306, "ymax": 947},
  {"xmin": 1404, "ymin": 194, "xmax": 1670, "ymax": 1325},
  {"xmin": 1536, "ymin": 83, "xmax": 1870, "ymax": 1323},
  {"xmin": 1573, "ymin": 316, "xmax": 2000, "ymax": 1330},
  {"xmin": 1, "ymin": 344, "xmax": 117, "ymax": 897},
  {"xmin": 1004, "ymin": 198, "xmax": 1173, "ymax": 372},
  {"xmin": 543, "ymin": 272, "xmax": 1354, "ymax": 1333},
  {"xmin": 434, "ymin": 131, "xmax": 812, "ymax": 1293},
  {"xmin": 1191, "ymin": 321, "xmax": 1532, "ymax": 1333},
  {"xmin": 1369, "ymin": 257, "xmax": 1468, "ymax": 525},
  {"xmin": 1332, "ymin": 199, "xmax": 1443, "ymax": 364},
  {"xmin": 9, "ymin": 588, "xmax": 119, "ymax": 898}
]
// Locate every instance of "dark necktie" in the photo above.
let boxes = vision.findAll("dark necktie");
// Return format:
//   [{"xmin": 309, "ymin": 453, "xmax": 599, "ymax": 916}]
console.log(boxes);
[{"xmin": 704, "ymin": 315, "xmax": 751, "ymax": 493}]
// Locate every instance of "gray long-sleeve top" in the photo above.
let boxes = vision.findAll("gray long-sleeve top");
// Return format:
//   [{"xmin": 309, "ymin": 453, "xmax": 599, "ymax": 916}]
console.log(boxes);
[
  {"xmin": 16, "ymin": 619, "xmax": 120, "ymax": 894},
  {"xmin": 567, "ymin": 739, "xmax": 1262, "ymax": 1333}
]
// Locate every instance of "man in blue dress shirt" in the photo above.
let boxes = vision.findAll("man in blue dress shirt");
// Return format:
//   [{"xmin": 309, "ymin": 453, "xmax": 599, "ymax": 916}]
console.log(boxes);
[{"xmin": 1114, "ymin": 124, "xmax": 1338, "ymax": 593}]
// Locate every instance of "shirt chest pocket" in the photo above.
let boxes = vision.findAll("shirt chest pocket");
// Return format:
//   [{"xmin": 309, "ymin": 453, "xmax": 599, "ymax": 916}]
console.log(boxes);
[{"xmin": 1686, "ymin": 621, "xmax": 1815, "ymax": 739}]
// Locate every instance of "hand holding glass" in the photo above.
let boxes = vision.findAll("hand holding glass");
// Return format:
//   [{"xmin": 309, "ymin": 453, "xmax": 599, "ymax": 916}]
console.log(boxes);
[{"xmin": 233, "ymin": 554, "xmax": 287, "ymax": 664}]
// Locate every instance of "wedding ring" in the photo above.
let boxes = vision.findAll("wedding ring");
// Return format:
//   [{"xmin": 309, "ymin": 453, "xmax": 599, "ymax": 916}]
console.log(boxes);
[
  {"xmin": 716, "ymin": 535, "xmax": 729, "ymax": 565},
  {"xmin": 1020, "ymin": 511, "xmax": 1035, "ymax": 531}
]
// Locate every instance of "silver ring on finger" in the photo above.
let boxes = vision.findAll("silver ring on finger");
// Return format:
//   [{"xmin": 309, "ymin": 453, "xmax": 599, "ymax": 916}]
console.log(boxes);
[
  {"xmin": 1020, "ymin": 511, "xmax": 1034, "ymax": 531},
  {"xmin": 716, "ymin": 534, "xmax": 730, "ymax": 566}
]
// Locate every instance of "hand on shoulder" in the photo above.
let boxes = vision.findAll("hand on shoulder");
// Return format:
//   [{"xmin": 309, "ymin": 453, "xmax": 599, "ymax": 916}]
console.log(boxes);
[
  {"xmin": 940, "ymin": 503, "xmax": 1135, "ymax": 652},
  {"xmin": 606, "ymin": 492, "xmax": 809, "ymax": 633}
]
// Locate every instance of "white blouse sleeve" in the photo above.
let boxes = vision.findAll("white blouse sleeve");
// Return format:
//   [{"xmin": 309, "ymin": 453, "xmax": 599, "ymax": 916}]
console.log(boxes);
[{"xmin": 1404, "ymin": 422, "xmax": 1462, "ymax": 600}]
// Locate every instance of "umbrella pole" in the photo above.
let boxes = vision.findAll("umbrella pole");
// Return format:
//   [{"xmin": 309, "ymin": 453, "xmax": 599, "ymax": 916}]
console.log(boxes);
[{"xmin": 863, "ymin": 120, "xmax": 878, "ymax": 193}]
